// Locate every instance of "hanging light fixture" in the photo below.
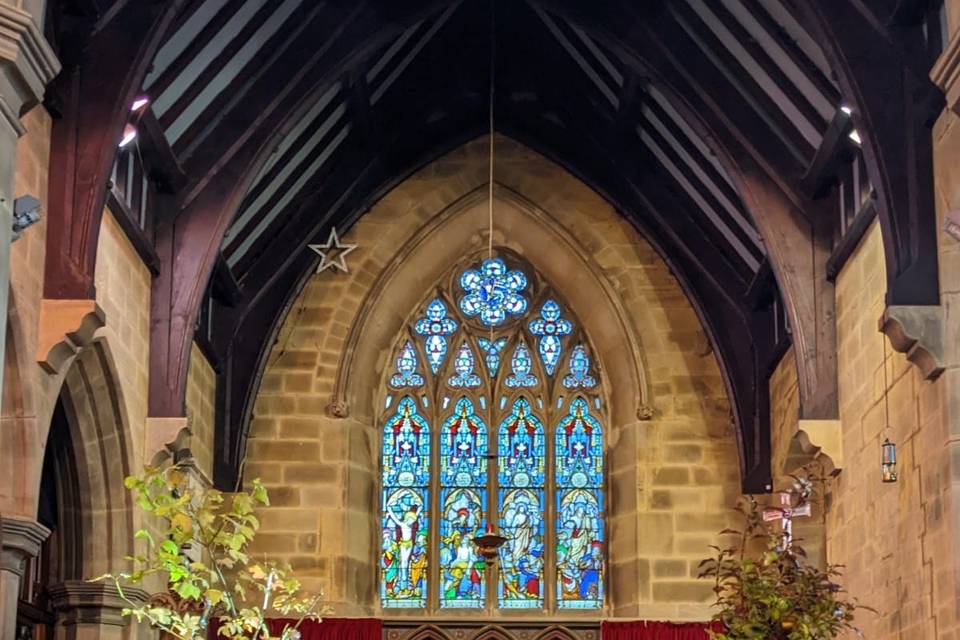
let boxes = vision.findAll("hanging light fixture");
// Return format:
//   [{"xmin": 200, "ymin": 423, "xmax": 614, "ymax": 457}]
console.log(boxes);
[
  {"xmin": 880, "ymin": 332, "xmax": 898, "ymax": 483},
  {"xmin": 881, "ymin": 438, "xmax": 898, "ymax": 483}
]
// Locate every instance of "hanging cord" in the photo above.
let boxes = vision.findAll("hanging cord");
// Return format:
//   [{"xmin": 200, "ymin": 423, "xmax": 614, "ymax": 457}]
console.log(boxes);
[
  {"xmin": 487, "ymin": 0, "xmax": 495, "ymax": 263},
  {"xmin": 487, "ymin": 0, "xmax": 496, "ymax": 347},
  {"xmin": 881, "ymin": 329, "xmax": 891, "ymax": 435}
]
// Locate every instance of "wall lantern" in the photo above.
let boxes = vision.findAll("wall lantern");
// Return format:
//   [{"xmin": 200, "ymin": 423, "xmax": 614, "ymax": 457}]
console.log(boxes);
[{"xmin": 881, "ymin": 438, "xmax": 898, "ymax": 483}]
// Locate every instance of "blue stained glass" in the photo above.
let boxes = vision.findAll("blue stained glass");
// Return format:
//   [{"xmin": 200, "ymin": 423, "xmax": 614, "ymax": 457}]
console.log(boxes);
[
  {"xmin": 505, "ymin": 341, "xmax": 538, "ymax": 388},
  {"xmin": 478, "ymin": 337, "xmax": 508, "ymax": 376},
  {"xmin": 440, "ymin": 398, "xmax": 488, "ymax": 488},
  {"xmin": 498, "ymin": 398, "xmax": 545, "ymax": 608},
  {"xmin": 555, "ymin": 398, "xmax": 604, "ymax": 609},
  {"xmin": 381, "ymin": 397, "xmax": 430, "ymax": 608},
  {"xmin": 414, "ymin": 299, "xmax": 458, "ymax": 374},
  {"xmin": 459, "ymin": 258, "xmax": 528, "ymax": 326},
  {"xmin": 448, "ymin": 342, "xmax": 482, "ymax": 388},
  {"xmin": 528, "ymin": 300, "xmax": 573, "ymax": 375},
  {"xmin": 439, "ymin": 397, "xmax": 488, "ymax": 608},
  {"xmin": 390, "ymin": 341, "xmax": 424, "ymax": 388},
  {"xmin": 562, "ymin": 345, "xmax": 597, "ymax": 389}
]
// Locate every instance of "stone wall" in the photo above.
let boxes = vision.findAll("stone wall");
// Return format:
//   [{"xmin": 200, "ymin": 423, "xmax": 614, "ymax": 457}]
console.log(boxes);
[
  {"xmin": 185, "ymin": 342, "xmax": 217, "ymax": 482},
  {"xmin": 243, "ymin": 137, "xmax": 742, "ymax": 620},
  {"xmin": 825, "ymin": 222, "xmax": 949, "ymax": 638}
]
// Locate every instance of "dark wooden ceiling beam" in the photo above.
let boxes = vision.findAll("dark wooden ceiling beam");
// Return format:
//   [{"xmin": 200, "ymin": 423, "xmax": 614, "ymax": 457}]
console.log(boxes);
[
  {"xmin": 788, "ymin": 0, "xmax": 944, "ymax": 306},
  {"xmin": 44, "ymin": 0, "xmax": 186, "ymax": 300},
  {"xmin": 536, "ymin": 0, "xmax": 840, "ymax": 422},
  {"xmin": 210, "ymin": 96, "xmax": 487, "ymax": 489},
  {"xmin": 148, "ymin": 1, "xmax": 453, "ymax": 419}
]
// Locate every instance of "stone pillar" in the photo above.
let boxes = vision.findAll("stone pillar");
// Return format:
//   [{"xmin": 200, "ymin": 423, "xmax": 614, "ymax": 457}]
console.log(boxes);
[
  {"xmin": 48, "ymin": 582, "xmax": 149, "ymax": 640},
  {"xmin": 0, "ymin": 3, "xmax": 59, "ymax": 411},
  {"xmin": 0, "ymin": 516, "xmax": 50, "ymax": 640}
]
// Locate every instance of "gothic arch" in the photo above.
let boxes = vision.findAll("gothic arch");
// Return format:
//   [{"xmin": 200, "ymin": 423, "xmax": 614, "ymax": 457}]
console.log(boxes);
[
  {"xmin": 407, "ymin": 625, "xmax": 454, "ymax": 640},
  {"xmin": 332, "ymin": 183, "xmax": 649, "ymax": 430},
  {"xmin": 52, "ymin": 339, "xmax": 136, "ymax": 577},
  {"xmin": 470, "ymin": 626, "xmax": 516, "ymax": 640},
  {"xmin": 532, "ymin": 628, "xmax": 579, "ymax": 640}
]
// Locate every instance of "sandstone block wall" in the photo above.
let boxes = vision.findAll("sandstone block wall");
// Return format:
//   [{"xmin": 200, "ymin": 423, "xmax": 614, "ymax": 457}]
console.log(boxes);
[{"xmin": 244, "ymin": 137, "xmax": 742, "ymax": 620}]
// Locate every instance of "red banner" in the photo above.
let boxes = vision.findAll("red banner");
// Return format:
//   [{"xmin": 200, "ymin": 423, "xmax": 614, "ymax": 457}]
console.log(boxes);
[
  {"xmin": 210, "ymin": 618, "xmax": 381, "ymax": 640},
  {"xmin": 601, "ymin": 621, "xmax": 723, "ymax": 640}
]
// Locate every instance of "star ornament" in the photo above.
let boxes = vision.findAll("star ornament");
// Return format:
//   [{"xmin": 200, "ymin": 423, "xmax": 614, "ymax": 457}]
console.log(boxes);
[{"xmin": 308, "ymin": 228, "xmax": 357, "ymax": 274}]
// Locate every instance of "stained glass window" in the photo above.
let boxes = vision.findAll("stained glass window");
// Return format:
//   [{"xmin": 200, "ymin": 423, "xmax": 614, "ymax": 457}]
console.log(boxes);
[
  {"xmin": 415, "ymin": 299, "xmax": 458, "ymax": 374},
  {"xmin": 505, "ymin": 341, "xmax": 538, "ymax": 388},
  {"xmin": 562, "ymin": 344, "xmax": 597, "ymax": 389},
  {"xmin": 439, "ymin": 398, "xmax": 488, "ymax": 608},
  {"xmin": 459, "ymin": 258, "xmax": 528, "ymax": 326},
  {"xmin": 448, "ymin": 342, "xmax": 481, "ymax": 388},
  {"xmin": 498, "ymin": 398, "xmax": 545, "ymax": 608},
  {"xmin": 381, "ymin": 397, "xmax": 430, "ymax": 607},
  {"xmin": 477, "ymin": 337, "xmax": 508, "ymax": 376},
  {"xmin": 380, "ymin": 257, "xmax": 605, "ymax": 614},
  {"xmin": 555, "ymin": 398, "xmax": 604, "ymax": 609},
  {"xmin": 390, "ymin": 340, "xmax": 424, "ymax": 388},
  {"xmin": 529, "ymin": 300, "xmax": 572, "ymax": 375}
]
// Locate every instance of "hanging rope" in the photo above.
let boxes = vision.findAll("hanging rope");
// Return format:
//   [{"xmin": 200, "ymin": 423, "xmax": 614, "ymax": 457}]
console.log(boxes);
[{"xmin": 488, "ymin": 0, "xmax": 495, "ymax": 262}]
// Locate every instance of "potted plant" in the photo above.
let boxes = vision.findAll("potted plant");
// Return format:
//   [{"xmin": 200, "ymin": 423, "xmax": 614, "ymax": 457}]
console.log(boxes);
[
  {"xmin": 93, "ymin": 465, "xmax": 325, "ymax": 640},
  {"xmin": 698, "ymin": 478, "xmax": 868, "ymax": 639}
]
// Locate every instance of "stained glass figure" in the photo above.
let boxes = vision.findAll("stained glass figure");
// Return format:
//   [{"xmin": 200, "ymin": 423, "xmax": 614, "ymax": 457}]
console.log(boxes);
[
  {"xmin": 562, "ymin": 344, "xmax": 597, "ymax": 389},
  {"xmin": 448, "ymin": 342, "xmax": 482, "ymax": 388},
  {"xmin": 381, "ymin": 397, "xmax": 430, "ymax": 607},
  {"xmin": 439, "ymin": 398, "xmax": 488, "ymax": 608},
  {"xmin": 459, "ymin": 258, "xmax": 528, "ymax": 326},
  {"xmin": 478, "ymin": 337, "xmax": 508, "ymax": 376},
  {"xmin": 528, "ymin": 300, "xmax": 573, "ymax": 375},
  {"xmin": 390, "ymin": 340, "xmax": 424, "ymax": 388},
  {"xmin": 415, "ymin": 299, "xmax": 458, "ymax": 374},
  {"xmin": 505, "ymin": 341, "xmax": 538, "ymax": 388},
  {"xmin": 498, "ymin": 398, "xmax": 545, "ymax": 608},
  {"xmin": 555, "ymin": 398, "xmax": 603, "ymax": 609}
]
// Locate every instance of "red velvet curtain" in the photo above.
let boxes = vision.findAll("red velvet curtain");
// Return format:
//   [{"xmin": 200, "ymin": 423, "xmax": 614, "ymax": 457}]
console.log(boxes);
[
  {"xmin": 210, "ymin": 618, "xmax": 381, "ymax": 640},
  {"xmin": 601, "ymin": 621, "xmax": 724, "ymax": 640}
]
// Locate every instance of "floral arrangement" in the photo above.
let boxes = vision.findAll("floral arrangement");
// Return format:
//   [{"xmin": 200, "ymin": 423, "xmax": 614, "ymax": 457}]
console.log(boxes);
[
  {"xmin": 699, "ymin": 478, "xmax": 869, "ymax": 639},
  {"xmin": 93, "ymin": 466, "xmax": 324, "ymax": 640}
]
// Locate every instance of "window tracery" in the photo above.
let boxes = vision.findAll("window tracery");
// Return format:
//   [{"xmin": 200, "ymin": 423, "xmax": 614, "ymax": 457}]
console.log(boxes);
[{"xmin": 381, "ymin": 253, "xmax": 605, "ymax": 613}]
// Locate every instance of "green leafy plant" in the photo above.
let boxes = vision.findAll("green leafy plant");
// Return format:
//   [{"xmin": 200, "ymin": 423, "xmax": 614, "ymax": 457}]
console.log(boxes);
[
  {"xmin": 699, "ymin": 479, "xmax": 869, "ymax": 639},
  {"xmin": 92, "ymin": 465, "xmax": 324, "ymax": 640}
]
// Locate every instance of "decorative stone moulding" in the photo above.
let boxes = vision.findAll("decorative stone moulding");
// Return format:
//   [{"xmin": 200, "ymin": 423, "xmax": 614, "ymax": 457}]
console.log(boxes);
[
  {"xmin": 636, "ymin": 404, "xmax": 654, "ymax": 421},
  {"xmin": 0, "ymin": 4, "xmax": 61, "ymax": 132},
  {"xmin": 145, "ymin": 416, "xmax": 191, "ymax": 465},
  {"xmin": 796, "ymin": 419, "xmax": 844, "ymax": 476},
  {"xmin": 49, "ymin": 581, "xmax": 149, "ymax": 626},
  {"xmin": 932, "ymin": 27, "xmax": 960, "ymax": 114},
  {"xmin": 36, "ymin": 299, "xmax": 105, "ymax": 373},
  {"xmin": 327, "ymin": 396, "xmax": 349, "ymax": 418},
  {"xmin": 0, "ymin": 516, "xmax": 50, "ymax": 575},
  {"xmin": 878, "ymin": 305, "xmax": 945, "ymax": 381}
]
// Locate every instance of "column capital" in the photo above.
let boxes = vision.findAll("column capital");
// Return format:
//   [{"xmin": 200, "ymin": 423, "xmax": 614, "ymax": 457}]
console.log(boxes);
[
  {"xmin": 48, "ymin": 581, "xmax": 150, "ymax": 627},
  {"xmin": 0, "ymin": 3, "xmax": 60, "ymax": 133},
  {"xmin": 0, "ymin": 515, "xmax": 49, "ymax": 575}
]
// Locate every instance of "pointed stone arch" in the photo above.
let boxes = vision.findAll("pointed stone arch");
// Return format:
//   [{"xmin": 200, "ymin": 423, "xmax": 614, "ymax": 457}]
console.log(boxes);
[
  {"xmin": 470, "ymin": 625, "xmax": 517, "ymax": 640},
  {"xmin": 532, "ymin": 626, "xmax": 580, "ymax": 640},
  {"xmin": 406, "ymin": 625, "xmax": 454, "ymax": 640},
  {"xmin": 50, "ymin": 339, "xmax": 137, "ymax": 578}
]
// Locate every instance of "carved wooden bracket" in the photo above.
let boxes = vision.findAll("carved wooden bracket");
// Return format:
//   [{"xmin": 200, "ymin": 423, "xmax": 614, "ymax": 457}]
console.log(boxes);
[
  {"xmin": 796, "ymin": 419, "xmax": 843, "ymax": 476},
  {"xmin": 878, "ymin": 305, "xmax": 945, "ymax": 380},
  {"xmin": 36, "ymin": 299, "xmax": 105, "ymax": 374}
]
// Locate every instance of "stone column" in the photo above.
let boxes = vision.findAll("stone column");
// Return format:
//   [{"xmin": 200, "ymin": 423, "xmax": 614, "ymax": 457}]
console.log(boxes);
[
  {"xmin": 48, "ymin": 582, "xmax": 149, "ymax": 640},
  {"xmin": 0, "ymin": 516, "xmax": 50, "ymax": 640},
  {"xmin": 0, "ymin": 3, "xmax": 59, "ymax": 412}
]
